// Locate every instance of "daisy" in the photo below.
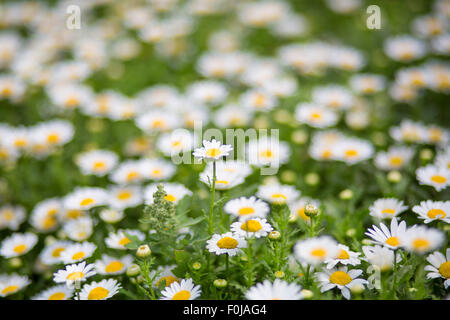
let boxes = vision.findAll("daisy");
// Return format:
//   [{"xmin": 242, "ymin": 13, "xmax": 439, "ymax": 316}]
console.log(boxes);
[
  {"xmin": 139, "ymin": 158, "xmax": 176, "ymax": 181},
  {"xmin": 349, "ymin": 74, "xmax": 385, "ymax": 94},
  {"xmin": 32, "ymin": 285, "xmax": 74, "ymax": 300},
  {"xmin": 105, "ymin": 229, "xmax": 145, "ymax": 250},
  {"xmin": 99, "ymin": 208, "xmax": 124, "ymax": 224},
  {"xmin": 230, "ymin": 218, "xmax": 273, "ymax": 238},
  {"xmin": 325, "ymin": 244, "xmax": 361, "ymax": 269},
  {"xmin": 0, "ymin": 205, "xmax": 25, "ymax": 231},
  {"xmin": 63, "ymin": 187, "xmax": 108, "ymax": 211},
  {"xmin": 246, "ymin": 137, "xmax": 291, "ymax": 168},
  {"xmin": 294, "ymin": 236, "xmax": 340, "ymax": 266},
  {"xmin": 107, "ymin": 185, "xmax": 143, "ymax": 210},
  {"xmin": 110, "ymin": 160, "xmax": 144, "ymax": 184},
  {"xmin": 413, "ymin": 200, "xmax": 450, "ymax": 224},
  {"xmin": 47, "ymin": 83, "xmax": 93, "ymax": 110},
  {"xmin": 256, "ymin": 183, "xmax": 300, "ymax": 205},
  {"xmin": 262, "ymin": 76, "xmax": 298, "ymax": 98},
  {"xmin": 32, "ymin": 119, "xmax": 75, "ymax": 149},
  {"xmin": 224, "ymin": 196, "xmax": 270, "ymax": 221},
  {"xmin": 95, "ymin": 254, "xmax": 134, "ymax": 275},
  {"xmin": 160, "ymin": 278, "xmax": 201, "ymax": 300},
  {"xmin": 0, "ymin": 274, "xmax": 30, "ymax": 297},
  {"xmin": 30, "ymin": 203, "xmax": 59, "ymax": 233},
  {"xmin": 435, "ymin": 148, "xmax": 450, "ymax": 170},
  {"xmin": 425, "ymin": 125, "xmax": 449, "ymax": 146},
  {"xmin": 416, "ymin": 164, "xmax": 450, "ymax": 191},
  {"xmin": 156, "ymin": 130, "xmax": 194, "ymax": 156},
  {"xmin": 288, "ymin": 198, "xmax": 321, "ymax": 224},
  {"xmin": 362, "ymin": 245, "xmax": 401, "ymax": 271},
  {"xmin": 312, "ymin": 85, "xmax": 354, "ymax": 111},
  {"xmin": 138, "ymin": 85, "xmax": 181, "ymax": 109},
  {"xmin": 0, "ymin": 232, "xmax": 38, "ymax": 258},
  {"xmin": 389, "ymin": 82, "xmax": 419, "ymax": 103},
  {"xmin": 60, "ymin": 242, "xmax": 97, "ymax": 264},
  {"xmin": 144, "ymin": 183, "xmax": 192, "ymax": 205},
  {"xmin": 150, "ymin": 265, "xmax": 180, "ymax": 288},
  {"xmin": 245, "ymin": 279, "xmax": 303, "ymax": 300},
  {"xmin": 76, "ymin": 149, "xmax": 118, "ymax": 177},
  {"xmin": 332, "ymin": 138, "xmax": 374, "ymax": 165},
  {"xmin": 369, "ymin": 198, "xmax": 408, "ymax": 220},
  {"xmin": 206, "ymin": 232, "xmax": 247, "ymax": 257},
  {"xmin": 331, "ymin": 46, "xmax": 366, "ymax": 72},
  {"xmin": 212, "ymin": 160, "xmax": 252, "ymax": 178},
  {"xmin": 240, "ymin": 88, "xmax": 278, "ymax": 112},
  {"xmin": 400, "ymin": 226, "xmax": 445, "ymax": 254},
  {"xmin": 316, "ymin": 267, "xmax": 367, "ymax": 300},
  {"xmin": 0, "ymin": 75, "xmax": 25, "ymax": 102},
  {"xmin": 39, "ymin": 241, "xmax": 73, "ymax": 265},
  {"xmin": 200, "ymin": 167, "xmax": 246, "ymax": 190},
  {"xmin": 53, "ymin": 261, "xmax": 96, "ymax": 288},
  {"xmin": 365, "ymin": 218, "xmax": 409, "ymax": 249},
  {"xmin": 135, "ymin": 110, "xmax": 181, "ymax": 133},
  {"xmin": 374, "ymin": 146, "xmax": 415, "ymax": 171},
  {"xmin": 186, "ymin": 80, "xmax": 228, "ymax": 106},
  {"xmin": 384, "ymin": 35, "xmax": 427, "ymax": 62},
  {"xmin": 214, "ymin": 104, "xmax": 253, "ymax": 128},
  {"xmin": 390, "ymin": 120, "xmax": 427, "ymax": 143},
  {"xmin": 63, "ymin": 216, "xmax": 94, "ymax": 242},
  {"xmin": 78, "ymin": 279, "xmax": 121, "ymax": 300},
  {"xmin": 425, "ymin": 249, "xmax": 450, "ymax": 289},
  {"xmin": 295, "ymin": 103, "xmax": 338, "ymax": 128},
  {"xmin": 193, "ymin": 139, "xmax": 233, "ymax": 160}
]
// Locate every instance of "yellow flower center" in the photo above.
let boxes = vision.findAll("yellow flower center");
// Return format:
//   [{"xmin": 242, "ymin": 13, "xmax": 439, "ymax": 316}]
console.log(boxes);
[
  {"xmin": 172, "ymin": 290, "xmax": 191, "ymax": 300},
  {"xmin": 260, "ymin": 149, "xmax": 273, "ymax": 158},
  {"xmin": 297, "ymin": 208, "xmax": 310, "ymax": 221},
  {"xmin": 337, "ymin": 249, "xmax": 350, "ymax": 260},
  {"xmin": 381, "ymin": 208, "xmax": 395, "ymax": 215},
  {"xmin": 271, "ymin": 193, "xmax": 287, "ymax": 201},
  {"xmin": 80, "ymin": 198, "xmax": 94, "ymax": 206},
  {"xmin": 217, "ymin": 237, "xmax": 238, "ymax": 249},
  {"xmin": 215, "ymin": 180, "xmax": 228, "ymax": 185},
  {"xmin": 52, "ymin": 247, "xmax": 65, "ymax": 258},
  {"xmin": 431, "ymin": 175, "xmax": 446, "ymax": 184},
  {"xmin": 438, "ymin": 261, "xmax": 450, "ymax": 279},
  {"xmin": 240, "ymin": 220, "xmax": 262, "ymax": 233},
  {"xmin": 47, "ymin": 133, "xmax": 60, "ymax": 144},
  {"xmin": 310, "ymin": 248, "xmax": 326, "ymax": 258},
  {"xmin": 126, "ymin": 171, "xmax": 139, "ymax": 181},
  {"xmin": 427, "ymin": 209, "xmax": 446, "ymax": 219},
  {"xmin": 156, "ymin": 276, "xmax": 179, "ymax": 287},
  {"xmin": 238, "ymin": 207, "xmax": 255, "ymax": 216},
  {"xmin": 310, "ymin": 112, "xmax": 322, "ymax": 120},
  {"xmin": 152, "ymin": 120, "xmax": 165, "ymax": 129},
  {"xmin": 14, "ymin": 138, "xmax": 27, "ymax": 148},
  {"xmin": 206, "ymin": 148, "xmax": 222, "ymax": 157},
  {"xmin": 1, "ymin": 86, "xmax": 12, "ymax": 97},
  {"xmin": 67, "ymin": 210, "xmax": 81, "ymax": 219},
  {"xmin": 93, "ymin": 161, "xmax": 106, "ymax": 171},
  {"xmin": 13, "ymin": 244, "xmax": 27, "ymax": 254},
  {"xmin": 117, "ymin": 191, "xmax": 132, "ymax": 200},
  {"xmin": 345, "ymin": 149, "xmax": 358, "ymax": 158},
  {"xmin": 105, "ymin": 261, "xmax": 125, "ymax": 273},
  {"xmin": 322, "ymin": 150, "xmax": 332, "ymax": 159},
  {"xmin": 2, "ymin": 210, "xmax": 14, "ymax": 221},
  {"xmin": 65, "ymin": 96, "xmax": 79, "ymax": 107},
  {"xmin": 412, "ymin": 238, "xmax": 430, "ymax": 251},
  {"xmin": 119, "ymin": 237, "xmax": 131, "ymax": 246},
  {"xmin": 164, "ymin": 194, "xmax": 176, "ymax": 202},
  {"xmin": 72, "ymin": 251, "xmax": 85, "ymax": 260},
  {"xmin": 43, "ymin": 216, "xmax": 57, "ymax": 229},
  {"xmin": 152, "ymin": 169, "xmax": 162, "ymax": 177},
  {"xmin": 254, "ymin": 93, "xmax": 266, "ymax": 107},
  {"xmin": 171, "ymin": 140, "xmax": 181, "ymax": 147},
  {"xmin": 1, "ymin": 285, "xmax": 18, "ymax": 295},
  {"xmin": 429, "ymin": 128, "xmax": 442, "ymax": 142},
  {"xmin": 385, "ymin": 236, "xmax": 400, "ymax": 247},
  {"xmin": 48, "ymin": 292, "xmax": 66, "ymax": 300},
  {"xmin": 66, "ymin": 271, "xmax": 84, "ymax": 281},
  {"xmin": 88, "ymin": 287, "xmax": 109, "ymax": 300},
  {"xmin": 329, "ymin": 271, "xmax": 352, "ymax": 286},
  {"xmin": 389, "ymin": 156, "xmax": 403, "ymax": 166}
]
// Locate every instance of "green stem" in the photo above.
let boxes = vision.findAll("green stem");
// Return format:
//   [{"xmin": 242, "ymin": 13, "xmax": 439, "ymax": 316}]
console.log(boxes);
[
  {"xmin": 247, "ymin": 238, "xmax": 254, "ymax": 287},
  {"xmin": 208, "ymin": 161, "xmax": 217, "ymax": 235},
  {"xmin": 225, "ymin": 253, "xmax": 229, "ymax": 279},
  {"xmin": 309, "ymin": 215, "xmax": 314, "ymax": 237}
]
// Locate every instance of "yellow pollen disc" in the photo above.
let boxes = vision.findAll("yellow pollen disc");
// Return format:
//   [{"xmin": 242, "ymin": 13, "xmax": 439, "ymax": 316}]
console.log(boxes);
[
  {"xmin": 297, "ymin": 208, "xmax": 310, "ymax": 221},
  {"xmin": 412, "ymin": 238, "xmax": 430, "ymax": 251},
  {"xmin": 80, "ymin": 198, "xmax": 94, "ymax": 206},
  {"xmin": 427, "ymin": 209, "xmax": 446, "ymax": 219},
  {"xmin": 117, "ymin": 191, "xmax": 132, "ymax": 200},
  {"xmin": 119, "ymin": 237, "xmax": 131, "ymax": 246},
  {"xmin": 152, "ymin": 120, "xmax": 165, "ymax": 128},
  {"xmin": 47, "ymin": 133, "xmax": 60, "ymax": 144},
  {"xmin": 215, "ymin": 180, "xmax": 228, "ymax": 185},
  {"xmin": 206, "ymin": 148, "xmax": 222, "ymax": 157},
  {"xmin": 240, "ymin": 220, "xmax": 262, "ymax": 232},
  {"xmin": 93, "ymin": 161, "xmax": 106, "ymax": 170},
  {"xmin": 329, "ymin": 99, "xmax": 340, "ymax": 107},
  {"xmin": 311, "ymin": 248, "xmax": 326, "ymax": 258},
  {"xmin": 43, "ymin": 216, "xmax": 56, "ymax": 229},
  {"xmin": 238, "ymin": 207, "xmax": 255, "ymax": 216},
  {"xmin": 105, "ymin": 261, "xmax": 124, "ymax": 273},
  {"xmin": 13, "ymin": 244, "xmax": 27, "ymax": 254},
  {"xmin": 1, "ymin": 86, "xmax": 12, "ymax": 97},
  {"xmin": 345, "ymin": 149, "xmax": 358, "ymax": 158},
  {"xmin": 431, "ymin": 175, "xmax": 447, "ymax": 184},
  {"xmin": 337, "ymin": 249, "xmax": 350, "ymax": 260},
  {"xmin": 164, "ymin": 194, "xmax": 176, "ymax": 202},
  {"xmin": 65, "ymin": 97, "xmax": 79, "ymax": 107},
  {"xmin": 401, "ymin": 51, "xmax": 413, "ymax": 60},
  {"xmin": 438, "ymin": 261, "xmax": 450, "ymax": 279},
  {"xmin": 152, "ymin": 169, "xmax": 162, "ymax": 177},
  {"xmin": 389, "ymin": 156, "xmax": 403, "ymax": 166},
  {"xmin": 2, "ymin": 285, "xmax": 18, "ymax": 295},
  {"xmin": 156, "ymin": 276, "xmax": 179, "ymax": 287},
  {"xmin": 171, "ymin": 140, "xmax": 181, "ymax": 147},
  {"xmin": 48, "ymin": 292, "xmax": 65, "ymax": 300},
  {"xmin": 126, "ymin": 171, "xmax": 139, "ymax": 181},
  {"xmin": 329, "ymin": 271, "xmax": 352, "ymax": 286},
  {"xmin": 254, "ymin": 94, "xmax": 266, "ymax": 107},
  {"xmin": 429, "ymin": 129, "xmax": 442, "ymax": 142},
  {"xmin": 217, "ymin": 236, "xmax": 238, "ymax": 249},
  {"xmin": 271, "ymin": 193, "xmax": 287, "ymax": 200},
  {"xmin": 310, "ymin": 112, "xmax": 322, "ymax": 120},
  {"xmin": 52, "ymin": 247, "xmax": 65, "ymax": 258},
  {"xmin": 88, "ymin": 287, "xmax": 109, "ymax": 300},
  {"xmin": 14, "ymin": 139, "xmax": 27, "ymax": 148},
  {"xmin": 381, "ymin": 208, "xmax": 396, "ymax": 215},
  {"xmin": 322, "ymin": 150, "xmax": 332, "ymax": 159},
  {"xmin": 66, "ymin": 272, "xmax": 84, "ymax": 281},
  {"xmin": 3, "ymin": 210, "xmax": 14, "ymax": 221},
  {"xmin": 72, "ymin": 251, "xmax": 85, "ymax": 260},
  {"xmin": 67, "ymin": 210, "xmax": 81, "ymax": 219},
  {"xmin": 172, "ymin": 290, "xmax": 191, "ymax": 300},
  {"xmin": 260, "ymin": 149, "xmax": 273, "ymax": 158},
  {"xmin": 385, "ymin": 237, "xmax": 400, "ymax": 247},
  {"xmin": 47, "ymin": 208, "xmax": 58, "ymax": 216}
]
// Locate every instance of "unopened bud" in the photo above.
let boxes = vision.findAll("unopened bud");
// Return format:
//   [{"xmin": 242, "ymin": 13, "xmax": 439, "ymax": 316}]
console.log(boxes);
[
  {"xmin": 291, "ymin": 130, "xmax": 308, "ymax": 145},
  {"xmin": 305, "ymin": 173, "xmax": 320, "ymax": 186},
  {"xmin": 339, "ymin": 189, "xmax": 353, "ymax": 200},
  {"xmin": 281, "ymin": 170, "xmax": 296, "ymax": 184},
  {"xmin": 136, "ymin": 244, "xmax": 151, "ymax": 258},
  {"xmin": 126, "ymin": 264, "xmax": 140, "ymax": 277},
  {"xmin": 192, "ymin": 262, "xmax": 202, "ymax": 270},
  {"xmin": 213, "ymin": 279, "xmax": 227, "ymax": 288},
  {"xmin": 387, "ymin": 170, "xmax": 402, "ymax": 183},
  {"xmin": 9, "ymin": 257, "xmax": 22, "ymax": 268},
  {"xmin": 274, "ymin": 270, "xmax": 285, "ymax": 278},
  {"xmin": 346, "ymin": 228, "xmax": 356, "ymax": 237},
  {"xmin": 268, "ymin": 231, "xmax": 281, "ymax": 240},
  {"xmin": 304, "ymin": 204, "xmax": 319, "ymax": 217},
  {"xmin": 301, "ymin": 289, "xmax": 313, "ymax": 299},
  {"xmin": 420, "ymin": 148, "xmax": 433, "ymax": 161}
]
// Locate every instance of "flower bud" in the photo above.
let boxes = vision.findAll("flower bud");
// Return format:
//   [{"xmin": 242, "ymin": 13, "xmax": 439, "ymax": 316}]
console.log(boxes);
[
  {"xmin": 291, "ymin": 130, "xmax": 308, "ymax": 145},
  {"xmin": 274, "ymin": 270, "xmax": 285, "ymax": 278},
  {"xmin": 339, "ymin": 189, "xmax": 353, "ymax": 200},
  {"xmin": 9, "ymin": 257, "xmax": 22, "ymax": 268},
  {"xmin": 346, "ymin": 228, "xmax": 356, "ymax": 237},
  {"xmin": 300, "ymin": 289, "xmax": 313, "ymax": 299},
  {"xmin": 420, "ymin": 148, "xmax": 433, "ymax": 161},
  {"xmin": 126, "ymin": 264, "xmax": 141, "ymax": 277},
  {"xmin": 387, "ymin": 170, "xmax": 402, "ymax": 183},
  {"xmin": 136, "ymin": 244, "xmax": 151, "ymax": 258},
  {"xmin": 213, "ymin": 279, "xmax": 228, "ymax": 288},
  {"xmin": 281, "ymin": 170, "xmax": 296, "ymax": 184},
  {"xmin": 192, "ymin": 262, "xmax": 202, "ymax": 270},
  {"xmin": 305, "ymin": 173, "xmax": 320, "ymax": 186},
  {"xmin": 304, "ymin": 204, "xmax": 319, "ymax": 217},
  {"xmin": 268, "ymin": 231, "xmax": 281, "ymax": 240}
]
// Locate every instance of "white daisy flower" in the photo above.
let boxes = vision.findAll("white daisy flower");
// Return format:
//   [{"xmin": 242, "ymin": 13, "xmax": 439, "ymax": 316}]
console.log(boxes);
[
  {"xmin": 425, "ymin": 249, "xmax": 450, "ymax": 289},
  {"xmin": 295, "ymin": 102, "xmax": 338, "ymax": 128},
  {"xmin": 200, "ymin": 167, "xmax": 246, "ymax": 190},
  {"xmin": 390, "ymin": 120, "xmax": 427, "ymax": 144},
  {"xmin": 245, "ymin": 279, "xmax": 303, "ymax": 300},
  {"xmin": 316, "ymin": 267, "xmax": 367, "ymax": 300},
  {"xmin": 413, "ymin": 200, "xmax": 450, "ymax": 224},
  {"xmin": 0, "ymin": 274, "xmax": 30, "ymax": 297},
  {"xmin": 325, "ymin": 244, "xmax": 361, "ymax": 269},
  {"xmin": 47, "ymin": 83, "xmax": 94, "ymax": 110},
  {"xmin": 365, "ymin": 218, "xmax": 409, "ymax": 249},
  {"xmin": 224, "ymin": 196, "xmax": 270, "ymax": 221},
  {"xmin": 193, "ymin": 139, "xmax": 233, "ymax": 160},
  {"xmin": 362, "ymin": 245, "xmax": 401, "ymax": 271},
  {"xmin": 105, "ymin": 229, "xmax": 145, "ymax": 250},
  {"xmin": 156, "ymin": 130, "xmax": 194, "ymax": 156},
  {"xmin": 294, "ymin": 236, "xmax": 340, "ymax": 266},
  {"xmin": 95, "ymin": 254, "xmax": 134, "ymax": 275},
  {"xmin": 39, "ymin": 241, "xmax": 73, "ymax": 265},
  {"xmin": 186, "ymin": 80, "xmax": 228, "ymax": 106},
  {"xmin": 53, "ymin": 261, "xmax": 96, "ymax": 288},
  {"xmin": 0, "ymin": 205, "xmax": 26, "ymax": 231},
  {"xmin": 257, "ymin": 183, "xmax": 300, "ymax": 205},
  {"xmin": 374, "ymin": 146, "xmax": 415, "ymax": 171},
  {"xmin": 288, "ymin": 197, "xmax": 321, "ymax": 224},
  {"xmin": 332, "ymin": 138, "xmax": 374, "ymax": 165},
  {"xmin": 63, "ymin": 187, "xmax": 108, "ymax": 211},
  {"xmin": 144, "ymin": 182, "xmax": 192, "ymax": 205},
  {"xmin": 160, "ymin": 278, "xmax": 201, "ymax": 300},
  {"xmin": 60, "ymin": 242, "xmax": 97, "ymax": 264},
  {"xmin": 63, "ymin": 216, "xmax": 94, "ymax": 242},
  {"xmin": 349, "ymin": 74, "xmax": 385, "ymax": 94},
  {"xmin": 400, "ymin": 225, "xmax": 445, "ymax": 254},
  {"xmin": 78, "ymin": 278, "xmax": 121, "ymax": 300},
  {"xmin": 107, "ymin": 185, "xmax": 143, "ymax": 210},
  {"xmin": 76, "ymin": 149, "xmax": 118, "ymax": 177},
  {"xmin": 384, "ymin": 35, "xmax": 427, "ymax": 62},
  {"xmin": 416, "ymin": 164, "xmax": 450, "ymax": 191},
  {"xmin": 150, "ymin": 265, "xmax": 179, "ymax": 288},
  {"xmin": 214, "ymin": 104, "xmax": 253, "ymax": 128},
  {"xmin": 32, "ymin": 284, "xmax": 74, "ymax": 300},
  {"xmin": 206, "ymin": 232, "xmax": 247, "ymax": 256},
  {"xmin": 240, "ymin": 88, "xmax": 278, "ymax": 112},
  {"xmin": 230, "ymin": 218, "xmax": 273, "ymax": 238},
  {"xmin": 135, "ymin": 110, "xmax": 181, "ymax": 133},
  {"xmin": 110, "ymin": 160, "xmax": 144, "ymax": 184},
  {"xmin": 32, "ymin": 119, "xmax": 75, "ymax": 149},
  {"xmin": 312, "ymin": 85, "xmax": 354, "ymax": 111},
  {"xmin": 246, "ymin": 137, "xmax": 291, "ymax": 168},
  {"xmin": 369, "ymin": 198, "xmax": 408, "ymax": 220},
  {"xmin": 139, "ymin": 158, "xmax": 176, "ymax": 181},
  {"xmin": 0, "ymin": 232, "xmax": 38, "ymax": 258}
]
